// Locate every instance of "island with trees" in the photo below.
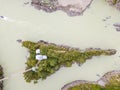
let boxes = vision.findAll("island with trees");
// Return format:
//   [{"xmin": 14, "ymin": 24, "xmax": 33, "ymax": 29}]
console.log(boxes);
[{"xmin": 21, "ymin": 40, "xmax": 116, "ymax": 83}]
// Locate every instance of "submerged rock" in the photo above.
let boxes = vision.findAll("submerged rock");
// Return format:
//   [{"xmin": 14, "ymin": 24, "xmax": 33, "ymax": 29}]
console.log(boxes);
[
  {"xmin": 62, "ymin": 70, "xmax": 120, "ymax": 90},
  {"xmin": 31, "ymin": 0, "xmax": 93, "ymax": 16},
  {"xmin": 113, "ymin": 23, "xmax": 120, "ymax": 27},
  {"xmin": 0, "ymin": 66, "xmax": 3, "ymax": 90},
  {"xmin": 35, "ymin": 55, "xmax": 43, "ymax": 60},
  {"xmin": 16, "ymin": 39, "xmax": 22, "ymax": 43},
  {"xmin": 22, "ymin": 40, "xmax": 116, "ymax": 83},
  {"xmin": 116, "ymin": 27, "xmax": 120, "ymax": 31},
  {"xmin": 113, "ymin": 23, "xmax": 120, "ymax": 32}
]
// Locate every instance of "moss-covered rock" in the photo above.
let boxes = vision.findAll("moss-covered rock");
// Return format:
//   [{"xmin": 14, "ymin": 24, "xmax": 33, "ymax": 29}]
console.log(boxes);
[
  {"xmin": 0, "ymin": 66, "xmax": 3, "ymax": 90},
  {"xmin": 22, "ymin": 40, "xmax": 116, "ymax": 83}
]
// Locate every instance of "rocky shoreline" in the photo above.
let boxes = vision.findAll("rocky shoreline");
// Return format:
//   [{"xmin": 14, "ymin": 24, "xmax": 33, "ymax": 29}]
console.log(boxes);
[
  {"xmin": 62, "ymin": 70, "xmax": 120, "ymax": 90},
  {"xmin": 0, "ymin": 66, "xmax": 3, "ymax": 90},
  {"xmin": 38, "ymin": 40, "xmax": 116, "ymax": 55},
  {"xmin": 31, "ymin": 0, "xmax": 93, "ymax": 16}
]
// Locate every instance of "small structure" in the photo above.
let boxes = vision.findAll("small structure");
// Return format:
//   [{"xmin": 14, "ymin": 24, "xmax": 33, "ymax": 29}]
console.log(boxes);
[
  {"xmin": 35, "ymin": 49, "xmax": 47, "ymax": 61},
  {"xmin": 36, "ymin": 49, "xmax": 40, "ymax": 54},
  {"xmin": 31, "ymin": 66, "xmax": 38, "ymax": 72},
  {"xmin": 32, "ymin": 49, "xmax": 47, "ymax": 71}
]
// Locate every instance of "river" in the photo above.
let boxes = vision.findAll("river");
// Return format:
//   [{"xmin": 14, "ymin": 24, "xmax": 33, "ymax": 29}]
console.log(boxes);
[{"xmin": 0, "ymin": 0, "xmax": 120, "ymax": 90}]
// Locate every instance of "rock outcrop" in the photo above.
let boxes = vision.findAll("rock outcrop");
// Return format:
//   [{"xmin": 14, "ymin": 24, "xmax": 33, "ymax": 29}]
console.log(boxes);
[{"xmin": 31, "ymin": 0, "xmax": 93, "ymax": 16}]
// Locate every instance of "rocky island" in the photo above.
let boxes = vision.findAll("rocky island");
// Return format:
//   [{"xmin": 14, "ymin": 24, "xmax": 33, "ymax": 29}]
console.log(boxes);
[
  {"xmin": 31, "ymin": 0, "xmax": 93, "ymax": 16},
  {"xmin": 62, "ymin": 70, "xmax": 120, "ymax": 90},
  {"xmin": 29, "ymin": 0, "xmax": 120, "ymax": 16},
  {"xmin": 21, "ymin": 40, "xmax": 116, "ymax": 83}
]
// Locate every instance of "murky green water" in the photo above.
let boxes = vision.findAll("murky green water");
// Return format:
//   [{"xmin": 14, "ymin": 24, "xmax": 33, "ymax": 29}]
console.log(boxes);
[{"xmin": 0, "ymin": 0, "xmax": 120, "ymax": 90}]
